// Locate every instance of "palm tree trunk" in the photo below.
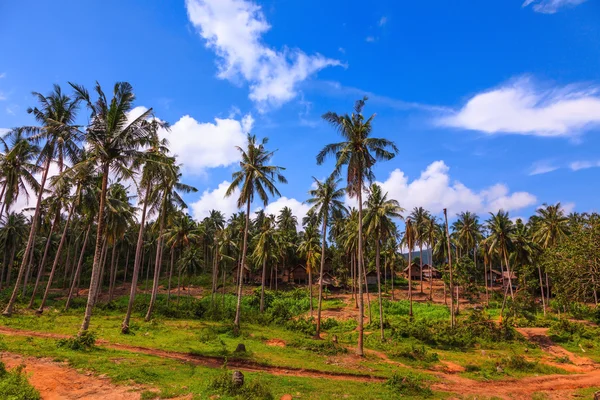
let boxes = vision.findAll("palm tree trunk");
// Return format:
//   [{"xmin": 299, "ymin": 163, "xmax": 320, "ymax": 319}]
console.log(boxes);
[
  {"xmin": 108, "ymin": 244, "xmax": 118, "ymax": 302},
  {"xmin": 503, "ymin": 249, "xmax": 515, "ymax": 300},
  {"xmin": 484, "ymin": 258, "xmax": 489, "ymax": 305},
  {"xmin": 29, "ymin": 214, "xmax": 59, "ymax": 308},
  {"xmin": 429, "ymin": 241, "xmax": 435, "ymax": 301},
  {"xmin": 443, "ymin": 209, "xmax": 455, "ymax": 328},
  {"xmin": 6, "ymin": 247, "xmax": 16, "ymax": 287},
  {"xmin": 95, "ymin": 237, "xmax": 108, "ymax": 304},
  {"xmin": 376, "ymin": 233, "xmax": 384, "ymax": 341},
  {"xmin": 260, "ymin": 257, "xmax": 267, "ymax": 313},
  {"xmin": 357, "ymin": 186, "xmax": 365, "ymax": 357},
  {"xmin": 537, "ymin": 264, "xmax": 546, "ymax": 315},
  {"xmin": 65, "ymin": 225, "xmax": 91, "ymax": 311},
  {"xmin": 308, "ymin": 264, "xmax": 313, "ymax": 317},
  {"xmin": 37, "ymin": 193, "xmax": 77, "ymax": 313},
  {"xmin": 408, "ymin": 246, "xmax": 413, "ymax": 317},
  {"xmin": 3, "ymin": 158, "xmax": 51, "ymax": 316},
  {"xmin": 0, "ymin": 181, "xmax": 8, "ymax": 222},
  {"xmin": 166, "ymin": 247, "xmax": 175, "ymax": 306},
  {"xmin": 145, "ymin": 195, "xmax": 167, "ymax": 322},
  {"xmin": 419, "ymin": 243, "xmax": 424, "ymax": 293},
  {"xmin": 233, "ymin": 200, "xmax": 251, "ymax": 333},
  {"xmin": 391, "ymin": 260, "xmax": 395, "ymax": 301},
  {"xmin": 363, "ymin": 261, "xmax": 372, "ymax": 322},
  {"xmin": 316, "ymin": 213, "xmax": 328, "ymax": 338},
  {"xmin": 79, "ymin": 163, "xmax": 110, "ymax": 333},
  {"xmin": 123, "ymin": 248, "xmax": 130, "ymax": 284}
]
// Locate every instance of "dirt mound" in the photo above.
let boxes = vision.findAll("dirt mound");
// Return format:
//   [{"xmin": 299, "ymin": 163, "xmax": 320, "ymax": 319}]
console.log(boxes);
[
  {"xmin": 1, "ymin": 353, "xmax": 141, "ymax": 400},
  {"xmin": 266, "ymin": 339, "xmax": 286, "ymax": 347}
]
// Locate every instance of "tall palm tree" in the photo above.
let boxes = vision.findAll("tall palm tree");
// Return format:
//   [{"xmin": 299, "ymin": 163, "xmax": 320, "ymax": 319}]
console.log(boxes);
[
  {"xmin": 206, "ymin": 210, "xmax": 226, "ymax": 302},
  {"xmin": 364, "ymin": 184, "xmax": 403, "ymax": 340},
  {"xmin": 403, "ymin": 218, "xmax": 417, "ymax": 317},
  {"xmin": 251, "ymin": 214, "xmax": 278, "ymax": 312},
  {"xmin": 484, "ymin": 210, "xmax": 516, "ymax": 305},
  {"xmin": 423, "ymin": 215, "xmax": 440, "ymax": 300},
  {"xmin": 145, "ymin": 161, "xmax": 196, "ymax": 322},
  {"xmin": 317, "ymin": 97, "xmax": 397, "ymax": 356},
  {"xmin": 3, "ymin": 85, "xmax": 81, "ymax": 316},
  {"xmin": 306, "ymin": 176, "xmax": 346, "ymax": 337},
  {"xmin": 70, "ymin": 81, "xmax": 161, "ymax": 333},
  {"xmin": 298, "ymin": 221, "xmax": 321, "ymax": 315},
  {"xmin": 225, "ymin": 134, "xmax": 287, "ymax": 333},
  {"xmin": 0, "ymin": 212, "xmax": 28, "ymax": 289},
  {"xmin": 410, "ymin": 207, "xmax": 430, "ymax": 294}
]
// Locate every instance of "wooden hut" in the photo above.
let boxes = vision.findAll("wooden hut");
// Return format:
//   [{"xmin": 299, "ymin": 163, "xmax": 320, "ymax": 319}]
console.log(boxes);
[
  {"xmin": 422, "ymin": 264, "xmax": 441, "ymax": 280},
  {"xmin": 403, "ymin": 263, "xmax": 422, "ymax": 280},
  {"xmin": 290, "ymin": 264, "xmax": 309, "ymax": 284}
]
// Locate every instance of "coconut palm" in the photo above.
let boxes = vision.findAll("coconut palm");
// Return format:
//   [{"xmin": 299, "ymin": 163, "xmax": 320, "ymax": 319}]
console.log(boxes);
[
  {"xmin": 145, "ymin": 161, "xmax": 196, "ymax": 321},
  {"xmin": 251, "ymin": 214, "xmax": 279, "ymax": 312},
  {"xmin": 484, "ymin": 210, "xmax": 516, "ymax": 307},
  {"xmin": 317, "ymin": 97, "xmax": 397, "ymax": 356},
  {"xmin": 70, "ymin": 81, "xmax": 162, "ymax": 333},
  {"xmin": 298, "ymin": 221, "xmax": 321, "ymax": 315},
  {"xmin": 225, "ymin": 134, "xmax": 287, "ymax": 333},
  {"xmin": 3, "ymin": 85, "xmax": 81, "ymax": 316},
  {"xmin": 402, "ymin": 218, "xmax": 417, "ymax": 317},
  {"xmin": 410, "ymin": 207, "xmax": 430, "ymax": 294},
  {"xmin": 363, "ymin": 184, "xmax": 403, "ymax": 340},
  {"xmin": 0, "ymin": 131, "xmax": 41, "ymax": 220},
  {"xmin": 0, "ymin": 212, "xmax": 28, "ymax": 288},
  {"xmin": 306, "ymin": 175, "xmax": 346, "ymax": 337},
  {"xmin": 423, "ymin": 215, "xmax": 441, "ymax": 300}
]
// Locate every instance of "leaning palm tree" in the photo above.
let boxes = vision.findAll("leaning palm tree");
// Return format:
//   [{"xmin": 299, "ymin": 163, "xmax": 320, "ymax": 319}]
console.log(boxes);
[
  {"xmin": 306, "ymin": 176, "xmax": 346, "ymax": 337},
  {"xmin": 3, "ymin": 85, "xmax": 81, "ymax": 316},
  {"xmin": 225, "ymin": 134, "xmax": 287, "ymax": 333},
  {"xmin": 317, "ymin": 97, "xmax": 397, "ymax": 356},
  {"xmin": 70, "ymin": 81, "xmax": 162, "ymax": 333},
  {"xmin": 363, "ymin": 184, "xmax": 403, "ymax": 340}
]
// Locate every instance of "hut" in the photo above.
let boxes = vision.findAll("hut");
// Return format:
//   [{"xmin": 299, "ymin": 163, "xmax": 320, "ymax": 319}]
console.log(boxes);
[
  {"xmin": 422, "ymin": 264, "xmax": 441, "ymax": 280},
  {"xmin": 366, "ymin": 270, "xmax": 378, "ymax": 285},
  {"xmin": 403, "ymin": 263, "xmax": 422, "ymax": 280},
  {"xmin": 290, "ymin": 264, "xmax": 309, "ymax": 284},
  {"xmin": 317, "ymin": 272, "xmax": 338, "ymax": 288}
]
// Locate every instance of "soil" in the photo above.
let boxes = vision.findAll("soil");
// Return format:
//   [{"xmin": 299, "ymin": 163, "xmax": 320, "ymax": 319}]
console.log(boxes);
[
  {"xmin": 265, "ymin": 338, "xmax": 286, "ymax": 347},
  {"xmin": 1, "ymin": 352, "xmax": 142, "ymax": 400}
]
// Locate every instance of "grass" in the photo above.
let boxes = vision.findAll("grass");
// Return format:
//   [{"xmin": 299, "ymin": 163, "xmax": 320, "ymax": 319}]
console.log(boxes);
[{"xmin": 0, "ymin": 360, "xmax": 40, "ymax": 400}]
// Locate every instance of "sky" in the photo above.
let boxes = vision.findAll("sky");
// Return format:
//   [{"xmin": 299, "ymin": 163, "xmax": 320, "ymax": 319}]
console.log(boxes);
[{"xmin": 1, "ymin": 0, "xmax": 600, "ymax": 225}]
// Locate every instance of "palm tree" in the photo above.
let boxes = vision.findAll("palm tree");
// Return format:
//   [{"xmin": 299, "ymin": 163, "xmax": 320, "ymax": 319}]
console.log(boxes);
[
  {"xmin": 206, "ymin": 210, "xmax": 226, "ymax": 302},
  {"xmin": 423, "ymin": 215, "xmax": 440, "ymax": 300},
  {"xmin": 364, "ymin": 184, "xmax": 403, "ymax": 340},
  {"xmin": 410, "ymin": 207, "xmax": 430, "ymax": 294},
  {"xmin": 317, "ymin": 97, "xmax": 397, "ymax": 356},
  {"xmin": 252, "ymin": 214, "xmax": 278, "ymax": 312},
  {"xmin": 145, "ymin": 160, "xmax": 196, "ymax": 322},
  {"xmin": 225, "ymin": 134, "xmax": 287, "ymax": 333},
  {"xmin": 70, "ymin": 81, "xmax": 161, "ymax": 333},
  {"xmin": 0, "ymin": 131, "xmax": 41, "ymax": 220},
  {"xmin": 306, "ymin": 176, "xmax": 346, "ymax": 337},
  {"xmin": 298, "ymin": 221, "xmax": 321, "ymax": 315},
  {"xmin": 484, "ymin": 210, "xmax": 516, "ymax": 309},
  {"xmin": 531, "ymin": 202, "xmax": 570, "ymax": 308},
  {"xmin": 403, "ymin": 218, "xmax": 417, "ymax": 317},
  {"xmin": 0, "ymin": 212, "xmax": 28, "ymax": 289},
  {"xmin": 3, "ymin": 85, "xmax": 81, "ymax": 316}
]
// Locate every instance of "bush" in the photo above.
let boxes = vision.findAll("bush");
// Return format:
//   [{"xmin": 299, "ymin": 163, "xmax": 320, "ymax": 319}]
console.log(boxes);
[
  {"xmin": 0, "ymin": 362, "xmax": 41, "ymax": 400},
  {"xmin": 208, "ymin": 367, "xmax": 273, "ymax": 400},
  {"xmin": 390, "ymin": 345, "xmax": 439, "ymax": 364},
  {"xmin": 385, "ymin": 373, "xmax": 432, "ymax": 397},
  {"xmin": 57, "ymin": 331, "xmax": 97, "ymax": 351},
  {"xmin": 288, "ymin": 338, "xmax": 347, "ymax": 356}
]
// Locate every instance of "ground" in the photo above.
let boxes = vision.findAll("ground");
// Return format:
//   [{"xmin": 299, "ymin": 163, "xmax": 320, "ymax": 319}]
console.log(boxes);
[{"xmin": 1, "ymin": 279, "xmax": 599, "ymax": 399}]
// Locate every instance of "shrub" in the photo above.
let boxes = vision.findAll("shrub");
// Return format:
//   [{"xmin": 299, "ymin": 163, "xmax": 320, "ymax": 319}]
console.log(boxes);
[
  {"xmin": 208, "ymin": 367, "xmax": 273, "ymax": 400},
  {"xmin": 385, "ymin": 373, "xmax": 432, "ymax": 397},
  {"xmin": 391, "ymin": 345, "xmax": 439, "ymax": 364},
  {"xmin": 0, "ymin": 362, "xmax": 41, "ymax": 400},
  {"xmin": 57, "ymin": 331, "xmax": 97, "ymax": 351},
  {"xmin": 288, "ymin": 338, "xmax": 347, "ymax": 356}
]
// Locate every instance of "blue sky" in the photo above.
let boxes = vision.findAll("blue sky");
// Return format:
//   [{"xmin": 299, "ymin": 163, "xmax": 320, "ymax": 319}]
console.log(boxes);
[{"xmin": 1, "ymin": 0, "xmax": 600, "ymax": 223}]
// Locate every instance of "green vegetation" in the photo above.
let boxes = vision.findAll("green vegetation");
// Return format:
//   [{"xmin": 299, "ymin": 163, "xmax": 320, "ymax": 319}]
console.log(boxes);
[{"xmin": 0, "ymin": 361, "xmax": 40, "ymax": 400}]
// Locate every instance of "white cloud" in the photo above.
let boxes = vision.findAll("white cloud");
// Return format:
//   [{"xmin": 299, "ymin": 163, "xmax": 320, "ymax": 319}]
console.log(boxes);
[
  {"xmin": 523, "ymin": 0, "xmax": 587, "ymax": 13},
  {"xmin": 529, "ymin": 161, "xmax": 559, "ymax": 176},
  {"xmin": 0, "ymin": 73, "xmax": 5, "ymax": 79},
  {"xmin": 374, "ymin": 161, "xmax": 537, "ymax": 216},
  {"xmin": 562, "ymin": 202, "xmax": 576, "ymax": 214},
  {"xmin": 378, "ymin": 16, "xmax": 388, "ymax": 26},
  {"xmin": 190, "ymin": 180, "xmax": 240, "ymax": 220},
  {"xmin": 569, "ymin": 160, "xmax": 600, "ymax": 171},
  {"xmin": 439, "ymin": 77, "xmax": 600, "ymax": 137},
  {"xmin": 365, "ymin": 36, "xmax": 376, "ymax": 43},
  {"xmin": 185, "ymin": 0, "xmax": 343, "ymax": 110},
  {"xmin": 263, "ymin": 196, "xmax": 310, "ymax": 229},
  {"xmin": 128, "ymin": 106, "xmax": 250, "ymax": 176}
]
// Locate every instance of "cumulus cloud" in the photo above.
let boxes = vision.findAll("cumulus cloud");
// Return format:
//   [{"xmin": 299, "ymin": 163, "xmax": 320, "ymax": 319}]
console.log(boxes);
[
  {"xmin": 263, "ymin": 196, "xmax": 310, "ymax": 229},
  {"xmin": 185, "ymin": 0, "xmax": 343, "ymax": 110},
  {"xmin": 522, "ymin": 0, "xmax": 587, "ymax": 13},
  {"xmin": 438, "ymin": 77, "xmax": 600, "ymax": 137},
  {"xmin": 128, "ymin": 106, "xmax": 250, "ymax": 176},
  {"xmin": 569, "ymin": 160, "xmax": 600, "ymax": 171},
  {"xmin": 529, "ymin": 161, "xmax": 559, "ymax": 176},
  {"xmin": 190, "ymin": 180, "xmax": 240, "ymax": 220},
  {"xmin": 373, "ymin": 161, "xmax": 537, "ymax": 216}
]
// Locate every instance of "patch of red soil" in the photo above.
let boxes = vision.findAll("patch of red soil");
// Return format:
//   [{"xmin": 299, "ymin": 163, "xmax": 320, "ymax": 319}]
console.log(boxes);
[
  {"xmin": 266, "ymin": 338, "xmax": 286, "ymax": 347},
  {"xmin": 1, "ymin": 352, "xmax": 141, "ymax": 400}
]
